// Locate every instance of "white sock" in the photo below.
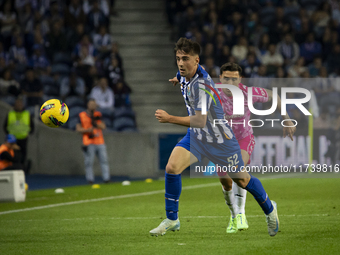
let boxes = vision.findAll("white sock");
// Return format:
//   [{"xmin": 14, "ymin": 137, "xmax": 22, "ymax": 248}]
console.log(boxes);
[
  {"xmin": 232, "ymin": 181, "xmax": 247, "ymax": 214},
  {"xmin": 222, "ymin": 186, "xmax": 236, "ymax": 218}
]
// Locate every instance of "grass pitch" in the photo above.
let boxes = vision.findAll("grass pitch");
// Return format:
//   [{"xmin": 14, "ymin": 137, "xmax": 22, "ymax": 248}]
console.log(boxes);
[{"xmin": 0, "ymin": 177, "xmax": 339, "ymax": 255}]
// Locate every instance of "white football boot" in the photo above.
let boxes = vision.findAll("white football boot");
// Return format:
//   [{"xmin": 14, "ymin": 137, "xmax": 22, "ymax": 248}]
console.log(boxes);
[
  {"xmin": 266, "ymin": 201, "xmax": 279, "ymax": 236},
  {"xmin": 149, "ymin": 218, "xmax": 180, "ymax": 236}
]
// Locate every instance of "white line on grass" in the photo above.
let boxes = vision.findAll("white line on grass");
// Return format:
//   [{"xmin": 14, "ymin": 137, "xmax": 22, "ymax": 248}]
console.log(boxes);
[
  {"xmin": 0, "ymin": 174, "xmax": 295, "ymax": 216},
  {"xmin": 0, "ymin": 182, "xmax": 219, "ymax": 216},
  {"xmin": 1, "ymin": 214, "xmax": 337, "ymax": 222}
]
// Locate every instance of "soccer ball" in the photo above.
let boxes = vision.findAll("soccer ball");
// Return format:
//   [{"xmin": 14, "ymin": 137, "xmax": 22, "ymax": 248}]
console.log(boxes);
[{"xmin": 40, "ymin": 99, "xmax": 69, "ymax": 128}]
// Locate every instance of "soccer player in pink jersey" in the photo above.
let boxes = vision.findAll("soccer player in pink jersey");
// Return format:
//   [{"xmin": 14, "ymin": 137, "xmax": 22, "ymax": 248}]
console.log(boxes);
[{"xmin": 217, "ymin": 63, "xmax": 296, "ymax": 233}]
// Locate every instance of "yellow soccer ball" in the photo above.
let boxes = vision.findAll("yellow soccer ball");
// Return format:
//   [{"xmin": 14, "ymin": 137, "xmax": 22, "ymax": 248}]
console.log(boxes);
[{"xmin": 40, "ymin": 99, "xmax": 69, "ymax": 128}]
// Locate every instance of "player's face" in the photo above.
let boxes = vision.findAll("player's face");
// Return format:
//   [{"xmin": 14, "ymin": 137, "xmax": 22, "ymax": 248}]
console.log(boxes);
[
  {"xmin": 219, "ymin": 71, "xmax": 241, "ymax": 97},
  {"xmin": 176, "ymin": 50, "xmax": 199, "ymax": 80}
]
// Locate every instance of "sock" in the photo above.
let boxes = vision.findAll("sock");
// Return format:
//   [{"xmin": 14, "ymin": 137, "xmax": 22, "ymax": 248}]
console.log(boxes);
[
  {"xmin": 222, "ymin": 186, "xmax": 236, "ymax": 218},
  {"xmin": 232, "ymin": 181, "xmax": 247, "ymax": 214},
  {"xmin": 165, "ymin": 173, "xmax": 181, "ymax": 220},
  {"xmin": 245, "ymin": 175, "xmax": 273, "ymax": 215}
]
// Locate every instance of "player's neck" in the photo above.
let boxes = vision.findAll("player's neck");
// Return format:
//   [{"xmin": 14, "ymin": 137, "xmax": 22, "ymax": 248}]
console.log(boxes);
[{"xmin": 185, "ymin": 65, "xmax": 199, "ymax": 82}]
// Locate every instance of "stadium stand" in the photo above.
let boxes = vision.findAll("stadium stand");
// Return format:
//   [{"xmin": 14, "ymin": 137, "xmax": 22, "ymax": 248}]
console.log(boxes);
[
  {"xmin": 0, "ymin": 0, "xmax": 136, "ymax": 132},
  {"xmin": 166, "ymin": 0, "xmax": 340, "ymax": 128}
]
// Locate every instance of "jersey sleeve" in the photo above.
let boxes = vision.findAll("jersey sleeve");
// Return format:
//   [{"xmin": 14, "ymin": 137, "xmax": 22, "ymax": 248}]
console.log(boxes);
[{"xmin": 251, "ymin": 86, "xmax": 269, "ymax": 103}]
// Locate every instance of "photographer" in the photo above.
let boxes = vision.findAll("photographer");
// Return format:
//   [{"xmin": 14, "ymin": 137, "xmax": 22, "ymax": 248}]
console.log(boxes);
[{"xmin": 76, "ymin": 98, "xmax": 111, "ymax": 184}]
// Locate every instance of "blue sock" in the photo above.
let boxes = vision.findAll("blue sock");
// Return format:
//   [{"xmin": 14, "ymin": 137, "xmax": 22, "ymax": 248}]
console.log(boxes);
[
  {"xmin": 165, "ymin": 173, "xmax": 182, "ymax": 220},
  {"xmin": 245, "ymin": 175, "xmax": 273, "ymax": 215}
]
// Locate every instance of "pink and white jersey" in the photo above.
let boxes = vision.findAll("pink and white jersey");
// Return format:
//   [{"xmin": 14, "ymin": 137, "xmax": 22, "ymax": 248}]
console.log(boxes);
[{"xmin": 218, "ymin": 83, "xmax": 268, "ymax": 141}]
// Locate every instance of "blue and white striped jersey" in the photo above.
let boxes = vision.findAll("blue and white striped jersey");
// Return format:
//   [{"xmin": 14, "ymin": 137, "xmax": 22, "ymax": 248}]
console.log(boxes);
[{"xmin": 176, "ymin": 65, "xmax": 234, "ymax": 144}]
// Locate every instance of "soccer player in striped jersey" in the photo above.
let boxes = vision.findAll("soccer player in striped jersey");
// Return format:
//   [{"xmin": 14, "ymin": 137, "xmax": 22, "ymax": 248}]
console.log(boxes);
[
  {"xmin": 150, "ymin": 37, "xmax": 280, "ymax": 237},
  {"xmin": 217, "ymin": 63, "xmax": 296, "ymax": 233}
]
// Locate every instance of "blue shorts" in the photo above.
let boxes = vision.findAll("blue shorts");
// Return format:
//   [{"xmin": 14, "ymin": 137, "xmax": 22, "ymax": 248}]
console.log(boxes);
[{"xmin": 176, "ymin": 128, "xmax": 244, "ymax": 172}]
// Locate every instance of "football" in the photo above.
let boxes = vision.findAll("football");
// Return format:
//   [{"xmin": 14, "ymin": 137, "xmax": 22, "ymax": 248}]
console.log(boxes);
[{"xmin": 40, "ymin": 99, "xmax": 69, "ymax": 128}]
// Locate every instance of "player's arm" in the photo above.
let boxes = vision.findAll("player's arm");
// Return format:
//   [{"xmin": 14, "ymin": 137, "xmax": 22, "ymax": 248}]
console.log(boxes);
[
  {"xmin": 265, "ymin": 89, "xmax": 296, "ymax": 141},
  {"xmin": 169, "ymin": 77, "xmax": 179, "ymax": 86},
  {"xmin": 155, "ymin": 109, "xmax": 207, "ymax": 128}
]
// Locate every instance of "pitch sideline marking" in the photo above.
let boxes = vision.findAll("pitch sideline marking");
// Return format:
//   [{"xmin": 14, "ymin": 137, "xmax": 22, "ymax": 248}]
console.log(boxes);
[
  {"xmin": 1, "ymin": 213, "xmax": 337, "ymax": 222},
  {"xmin": 0, "ymin": 174, "xmax": 295, "ymax": 216}
]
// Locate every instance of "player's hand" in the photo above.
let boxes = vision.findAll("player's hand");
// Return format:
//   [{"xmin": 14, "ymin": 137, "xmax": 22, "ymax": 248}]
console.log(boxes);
[
  {"xmin": 155, "ymin": 109, "xmax": 171, "ymax": 123},
  {"xmin": 283, "ymin": 121, "xmax": 296, "ymax": 141},
  {"xmin": 169, "ymin": 77, "xmax": 179, "ymax": 86}
]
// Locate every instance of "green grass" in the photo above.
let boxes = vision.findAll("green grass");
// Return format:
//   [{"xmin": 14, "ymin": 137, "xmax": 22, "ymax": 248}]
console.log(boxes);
[{"xmin": 0, "ymin": 177, "xmax": 339, "ymax": 255}]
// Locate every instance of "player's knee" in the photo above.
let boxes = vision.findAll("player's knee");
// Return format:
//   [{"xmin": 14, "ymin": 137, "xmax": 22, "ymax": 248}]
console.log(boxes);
[
  {"xmin": 166, "ymin": 162, "xmax": 182, "ymax": 174},
  {"xmin": 219, "ymin": 177, "xmax": 232, "ymax": 191},
  {"xmin": 233, "ymin": 178, "xmax": 250, "ymax": 189}
]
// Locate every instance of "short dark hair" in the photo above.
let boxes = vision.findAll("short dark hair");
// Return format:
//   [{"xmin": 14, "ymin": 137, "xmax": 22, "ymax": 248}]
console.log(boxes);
[
  {"xmin": 174, "ymin": 37, "xmax": 201, "ymax": 56},
  {"xmin": 220, "ymin": 62, "xmax": 242, "ymax": 75}
]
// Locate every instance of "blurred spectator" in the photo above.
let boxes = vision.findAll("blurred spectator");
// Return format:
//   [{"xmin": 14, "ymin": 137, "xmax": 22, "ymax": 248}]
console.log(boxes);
[
  {"xmin": 64, "ymin": 0, "xmax": 86, "ymax": 30},
  {"xmin": 202, "ymin": 57, "xmax": 219, "ymax": 78},
  {"xmin": 261, "ymin": 44, "xmax": 284, "ymax": 75},
  {"xmin": 240, "ymin": 53, "xmax": 259, "ymax": 78},
  {"xmin": 217, "ymin": 45, "xmax": 230, "ymax": 67},
  {"xmin": 276, "ymin": 33, "xmax": 300, "ymax": 67},
  {"xmin": 106, "ymin": 57, "xmax": 124, "ymax": 87},
  {"xmin": 73, "ymin": 34, "xmax": 97, "ymax": 64},
  {"xmin": 113, "ymin": 79, "xmax": 132, "ymax": 108},
  {"xmin": 253, "ymin": 65, "xmax": 268, "ymax": 78},
  {"xmin": 201, "ymin": 43, "xmax": 214, "ymax": 65},
  {"xmin": 78, "ymin": 44, "xmax": 96, "ymax": 66},
  {"xmin": 231, "ymin": 36, "xmax": 248, "ymax": 63},
  {"xmin": 67, "ymin": 23, "xmax": 85, "ymax": 52},
  {"xmin": 21, "ymin": 68, "xmax": 43, "ymax": 107},
  {"xmin": 87, "ymin": 1, "xmax": 108, "ymax": 31},
  {"xmin": 3, "ymin": 97, "xmax": 34, "ymax": 174},
  {"xmin": 295, "ymin": 15, "xmax": 312, "ymax": 44},
  {"xmin": 0, "ymin": 42, "xmax": 9, "ymax": 65},
  {"xmin": 83, "ymin": 0, "xmax": 110, "ymax": 17},
  {"xmin": 0, "ymin": 1, "xmax": 17, "ymax": 46},
  {"xmin": 299, "ymin": 33, "xmax": 322, "ymax": 64},
  {"xmin": 60, "ymin": 71, "xmax": 86, "ymax": 101},
  {"xmin": 45, "ymin": 20, "xmax": 68, "ymax": 60},
  {"xmin": 45, "ymin": 0, "xmax": 64, "ymax": 26},
  {"xmin": 326, "ymin": 44, "xmax": 340, "ymax": 73},
  {"xmin": 311, "ymin": 2, "xmax": 331, "ymax": 37},
  {"xmin": 29, "ymin": 44, "xmax": 50, "ymax": 74},
  {"xmin": 179, "ymin": 6, "xmax": 201, "ymax": 38},
  {"xmin": 321, "ymin": 26, "xmax": 332, "ymax": 60},
  {"xmin": 9, "ymin": 36, "xmax": 28, "ymax": 67},
  {"xmin": 256, "ymin": 33, "xmax": 270, "ymax": 59},
  {"xmin": 0, "ymin": 68, "xmax": 20, "ymax": 97},
  {"xmin": 104, "ymin": 42, "xmax": 123, "ymax": 69},
  {"xmin": 267, "ymin": 7, "xmax": 291, "ymax": 44},
  {"xmin": 308, "ymin": 57, "xmax": 322, "ymax": 77},
  {"xmin": 288, "ymin": 57, "xmax": 308, "ymax": 77},
  {"xmin": 93, "ymin": 25, "xmax": 113, "ymax": 55},
  {"xmin": 89, "ymin": 77, "xmax": 114, "ymax": 110},
  {"xmin": 18, "ymin": 3, "xmax": 34, "ymax": 34},
  {"xmin": 314, "ymin": 107, "xmax": 331, "ymax": 129}
]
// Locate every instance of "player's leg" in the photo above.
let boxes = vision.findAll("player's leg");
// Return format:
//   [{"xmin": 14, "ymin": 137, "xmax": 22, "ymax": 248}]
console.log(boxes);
[
  {"xmin": 97, "ymin": 144, "xmax": 111, "ymax": 182},
  {"xmin": 233, "ymin": 149, "xmax": 250, "ymax": 230},
  {"xmin": 150, "ymin": 145, "xmax": 198, "ymax": 236},
  {"xmin": 218, "ymin": 172, "xmax": 238, "ymax": 233},
  {"xmin": 231, "ymin": 171, "xmax": 279, "ymax": 236},
  {"xmin": 83, "ymin": 144, "xmax": 95, "ymax": 183}
]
